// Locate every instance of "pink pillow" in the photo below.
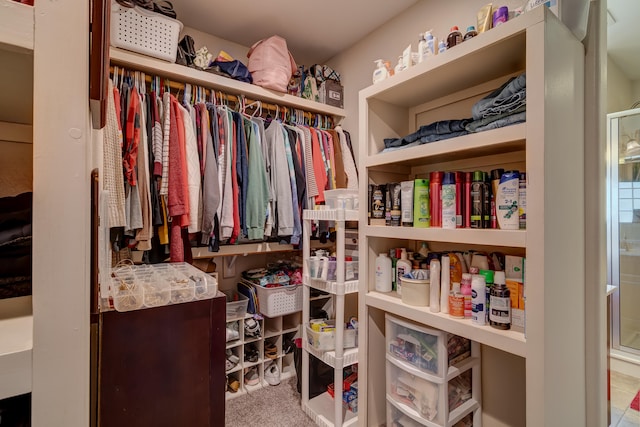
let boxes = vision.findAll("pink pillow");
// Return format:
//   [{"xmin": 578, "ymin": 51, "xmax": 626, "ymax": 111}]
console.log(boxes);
[{"xmin": 247, "ymin": 36, "xmax": 297, "ymax": 93}]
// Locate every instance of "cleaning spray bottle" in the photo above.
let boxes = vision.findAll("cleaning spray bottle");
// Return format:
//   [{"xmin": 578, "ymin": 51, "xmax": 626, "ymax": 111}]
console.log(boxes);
[{"xmin": 372, "ymin": 59, "xmax": 390, "ymax": 84}]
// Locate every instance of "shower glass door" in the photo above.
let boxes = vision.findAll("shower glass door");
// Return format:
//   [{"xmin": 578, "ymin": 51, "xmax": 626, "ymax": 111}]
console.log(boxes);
[{"xmin": 608, "ymin": 108, "xmax": 640, "ymax": 354}]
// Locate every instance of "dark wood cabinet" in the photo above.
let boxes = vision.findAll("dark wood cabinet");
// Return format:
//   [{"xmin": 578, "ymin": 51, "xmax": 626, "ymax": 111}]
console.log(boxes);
[{"xmin": 97, "ymin": 294, "xmax": 226, "ymax": 427}]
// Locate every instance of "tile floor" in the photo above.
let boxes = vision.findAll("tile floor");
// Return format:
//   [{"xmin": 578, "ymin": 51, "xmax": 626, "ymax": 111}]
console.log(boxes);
[{"xmin": 610, "ymin": 370, "xmax": 640, "ymax": 426}]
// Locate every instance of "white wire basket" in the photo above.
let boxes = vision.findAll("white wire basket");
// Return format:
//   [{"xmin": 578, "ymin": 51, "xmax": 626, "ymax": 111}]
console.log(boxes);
[
  {"xmin": 110, "ymin": 0, "xmax": 183, "ymax": 62},
  {"xmin": 247, "ymin": 281, "xmax": 302, "ymax": 317}
]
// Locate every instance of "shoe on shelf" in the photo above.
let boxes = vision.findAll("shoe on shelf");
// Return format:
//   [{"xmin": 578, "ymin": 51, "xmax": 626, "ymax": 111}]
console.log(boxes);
[
  {"xmin": 226, "ymin": 321, "xmax": 240, "ymax": 342},
  {"xmin": 244, "ymin": 317, "xmax": 261, "ymax": 338},
  {"xmin": 244, "ymin": 345, "xmax": 259, "ymax": 363},
  {"xmin": 226, "ymin": 349, "xmax": 240, "ymax": 371},
  {"xmin": 264, "ymin": 362, "xmax": 281, "ymax": 386},
  {"xmin": 264, "ymin": 342, "xmax": 278, "ymax": 359},
  {"xmin": 244, "ymin": 366, "xmax": 260, "ymax": 386},
  {"xmin": 227, "ymin": 376, "xmax": 240, "ymax": 393}
]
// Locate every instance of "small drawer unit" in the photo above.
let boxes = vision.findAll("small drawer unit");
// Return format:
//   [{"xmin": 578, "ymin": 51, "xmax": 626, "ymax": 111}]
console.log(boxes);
[{"xmin": 385, "ymin": 314, "xmax": 481, "ymax": 427}]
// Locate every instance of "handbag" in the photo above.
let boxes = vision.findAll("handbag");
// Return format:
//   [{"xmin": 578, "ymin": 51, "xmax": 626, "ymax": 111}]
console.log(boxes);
[
  {"xmin": 247, "ymin": 35, "xmax": 297, "ymax": 93},
  {"xmin": 176, "ymin": 35, "xmax": 195, "ymax": 66}
]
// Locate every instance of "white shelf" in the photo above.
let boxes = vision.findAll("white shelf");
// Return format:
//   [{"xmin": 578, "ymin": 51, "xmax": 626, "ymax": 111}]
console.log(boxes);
[
  {"xmin": 110, "ymin": 47, "xmax": 346, "ymax": 118},
  {"xmin": 305, "ymin": 277, "xmax": 359, "ymax": 295},
  {"xmin": 0, "ymin": 0, "xmax": 34, "ymax": 52},
  {"xmin": 225, "ymin": 388, "xmax": 246, "ymax": 400},
  {"xmin": 191, "ymin": 242, "xmax": 296, "ymax": 259},
  {"xmin": 362, "ymin": 225, "xmax": 526, "ymax": 248},
  {"xmin": 304, "ymin": 341, "xmax": 358, "ymax": 369},
  {"xmin": 367, "ymin": 291, "xmax": 526, "ymax": 358},
  {"xmin": 386, "ymin": 393, "xmax": 479, "ymax": 427},
  {"xmin": 304, "ymin": 392, "xmax": 358, "ymax": 427},
  {"xmin": 303, "ymin": 209, "xmax": 359, "ymax": 222},
  {"xmin": 365, "ymin": 123, "xmax": 525, "ymax": 169},
  {"xmin": 0, "ymin": 296, "xmax": 33, "ymax": 400},
  {"xmin": 282, "ymin": 326, "xmax": 300, "ymax": 335}
]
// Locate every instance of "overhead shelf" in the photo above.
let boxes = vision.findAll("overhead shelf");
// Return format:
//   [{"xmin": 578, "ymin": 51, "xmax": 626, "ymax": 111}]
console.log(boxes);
[
  {"xmin": 305, "ymin": 277, "xmax": 359, "ymax": 295},
  {"xmin": 191, "ymin": 242, "xmax": 296, "ymax": 259},
  {"xmin": 0, "ymin": 0, "xmax": 34, "ymax": 52},
  {"xmin": 366, "ymin": 291, "xmax": 526, "ymax": 358},
  {"xmin": 362, "ymin": 225, "xmax": 526, "ymax": 248},
  {"xmin": 0, "ymin": 296, "xmax": 33, "ymax": 400},
  {"xmin": 110, "ymin": 47, "xmax": 346, "ymax": 118}
]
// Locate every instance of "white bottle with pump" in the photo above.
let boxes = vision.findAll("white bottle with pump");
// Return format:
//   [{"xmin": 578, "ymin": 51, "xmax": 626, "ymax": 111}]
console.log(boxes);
[
  {"xmin": 375, "ymin": 253, "xmax": 392, "ymax": 292},
  {"xmin": 424, "ymin": 30, "xmax": 436, "ymax": 57},
  {"xmin": 372, "ymin": 59, "xmax": 389, "ymax": 84},
  {"xmin": 418, "ymin": 33, "xmax": 427, "ymax": 63},
  {"xmin": 395, "ymin": 249, "xmax": 412, "ymax": 296}
]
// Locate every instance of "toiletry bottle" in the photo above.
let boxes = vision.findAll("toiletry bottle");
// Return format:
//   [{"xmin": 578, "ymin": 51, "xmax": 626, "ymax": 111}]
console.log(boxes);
[
  {"xmin": 461, "ymin": 273, "xmax": 472, "ymax": 318},
  {"xmin": 429, "ymin": 259, "xmax": 441, "ymax": 312},
  {"xmin": 390, "ymin": 183, "xmax": 402, "ymax": 226},
  {"xmin": 490, "ymin": 169, "xmax": 504, "ymax": 229},
  {"xmin": 471, "ymin": 274, "xmax": 486, "ymax": 325},
  {"xmin": 479, "ymin": 269, "xmax": 494, "ymax": 324},
  {"xmin": 375, "ymin": 253, "xmax": 392, "ymax": 292},
  {"xmin": 368, "ymin": 184, "xmax": 373, "ymax": 222},
  {"xmin": 430, "ymin": 172, "xmax": 443, "ymax": 227},
  {"xmin": 446, "ymin": 26, "xmax": 463, "ymax": 49},
  {"xmin": 401, "ymin": 181, "xmax": 414, "ymax": 227},
  {"xmin": 518, "ymin": 172, "xmax": 527, "ymax": 230},
  {"xmin": 470, "ymin": 171, "xmax": 484, "ymax": 228},
  {"xmin": 463, "ymin": 172, "xmax": 472, "ymax": 228},
  {"xmin": 418, "ymin": 33, "xmax": 427, "ymax": 63},
  {"xmin": 449, "ymin": 282, "xmax": 465, "ymax": 318},
  {"xmin": 424, "ymin": 30, "xmax": 436, "ymax": 57},
  {"xmin": 440, "ymin": 255, "xmax": 451, "ymax": 314},
  {"xmin": 482, "ymin": 172, "xmax": 491, "ymax": 229},
  {"xmin": 492, "ymin": 6, "xmax": 509, "ymax": 27},
  {"xmin": 455, "ymin": 171, "xmax": 463, "ymax": 228},
  {"xmin": 418, "ymin": 242, "xmax": 429, "ymax": 258},
  {"xmin": 490, "ymin": 271, "xmax": 511, "ymax": 329},
  {"xmin": 371, "ymin": 185, "xmax": 385, "ymax": 224},
  {"xmin": 438, "ymin": 40, "xmax": 447, "ymax": 54},
  {"xmin": 463, "ymin": 25, "xmax": 478, "ymax": 41},
  {"xmin": 497, "ymin": 170, "xmax": 520, "ymax": 230},
  {"xmin": 441, "ymin": 172, "xmax": 457, "ymax": 229},
  {"xmin": 396, "ymin": 249, "xmax": 412, "ymax": 296},
  {"xmin": 413, "ymin": 179, "xmax": 430, "ymax": 228},
  {"xmin": 385, "ymin": 184, "xmax": 392, "ymax": 226},
  {"xmin": 390, "ymin": 248, "xmax": 398, "ymax": 292},
  {"xmin": 394, "ymin": 56, "xmax": 404, "ymax": 74},
  {"xmin": 372, "ymin": 59, "xmax": 390, "ymax": 84}
]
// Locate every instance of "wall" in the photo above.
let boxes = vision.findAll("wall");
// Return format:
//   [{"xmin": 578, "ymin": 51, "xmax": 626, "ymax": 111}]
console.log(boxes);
[
  {"xmin": 607, "ymin": 56, "xmax": 632, "ymax": 113},
  {"xmin": 633, "ymin": 80, "xmax": 640, "ymax": 107},
  {"xmin": 325, "ymin": 0, "xmax": 525, "ymax": 159}
]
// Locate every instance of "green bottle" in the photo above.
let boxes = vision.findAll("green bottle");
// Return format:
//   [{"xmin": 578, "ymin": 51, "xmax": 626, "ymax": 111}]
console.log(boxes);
[{"xmin": 413, "ymin": 179, "xmax": 430, "ymax": 228}]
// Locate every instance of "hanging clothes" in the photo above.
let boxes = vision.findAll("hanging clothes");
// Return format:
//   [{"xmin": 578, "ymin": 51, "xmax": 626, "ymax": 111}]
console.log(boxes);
[{"xmin": 104, "ymin": 80, "xmax": 126, "ymax": 228}]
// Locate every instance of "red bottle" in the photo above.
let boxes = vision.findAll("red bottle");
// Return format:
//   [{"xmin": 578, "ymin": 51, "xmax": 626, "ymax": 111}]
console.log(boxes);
[
  {"xmin": 430, "ymin": 172, "xmax": 443, "ymax": 228},
  {"xmin": 463, "ymin": 172, "xmax": 472, "ymax": 228}
]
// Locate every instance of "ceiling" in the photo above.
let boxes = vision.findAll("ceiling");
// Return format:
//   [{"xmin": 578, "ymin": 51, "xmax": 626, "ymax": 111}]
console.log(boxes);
[
  {"xmin": 607, "ymin": 0, "xmax": 640, "ymax": 81},
  {"xmin": 170, "ymin": 0, "xmax": 418, "ymax": 65}
]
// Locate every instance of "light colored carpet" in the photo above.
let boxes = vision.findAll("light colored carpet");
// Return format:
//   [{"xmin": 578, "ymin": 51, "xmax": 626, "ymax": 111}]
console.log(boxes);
[{"xmin": 225, "ymin": 377, "xmax": 317, "ymax": 427}]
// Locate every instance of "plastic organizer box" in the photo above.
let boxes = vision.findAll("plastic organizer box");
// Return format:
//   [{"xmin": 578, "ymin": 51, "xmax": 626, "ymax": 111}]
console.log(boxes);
[
  {"xmin": 223, "ymin": 290, "xmax": 249, "ymax": 320},
  {"xmin": 110, "ymin": 0, "xmax": 183, "ymax": 62},
  {"xmin": 110, "ymin": 262, "xmax": 216, "ymax": 312},
  {"xmin": 307, "ymin": 258, "xmax": 358, "ymax": 282},
  {"xmin": 244, "ymin": 280, "xmax": 302, "ymax": 317},
  {"xmin": 306, "ymin": 323, "xmax": 357, "ymax": 351},
  {"xmin": 386, "ymin": 315, "xmax": 471, "ymax": 378},
  {"xmin": 323, "ymin": 188, "xmax": 359, "ymax": 210}
]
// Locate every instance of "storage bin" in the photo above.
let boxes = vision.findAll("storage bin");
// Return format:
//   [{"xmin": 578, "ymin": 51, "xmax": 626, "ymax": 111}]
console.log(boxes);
[
  {"xmin": 306, "ymin": 325, "xmax": 357, "ymax": 351},
  {"xmin": 110, "ymin": 0, "xmax": 183, "ymax": 62},
  {"xmin": 224, "ymin": 290, "xmax": 249, "ymax": 320},
  {"xmin": 170, "ymin": 262, "xmax": 215, "ymax": 300},
  {"xmin": 251, "ymin": 283, "xmax": 302, "ymax": 317},
  {"xmin": 138, "ymin": 271, "xmax": 171, "ymax": 308},
  {"xmin": 386, "ymin": 314, "xmax": 471, "ymax": 378},
  {"xmin": 308, "ymin": 258, "xmax": 359, "ymax": 281},
  {"xmin": 400, "ymin": 277, "xmax": 429, "ymax": 306},
  {"xmin": 323, "ymin": 188, "xmax": 358, "ymax": 210},
  {"xmin": 111, "ymin": 272, "xmax": 144, "ymax": 312}
]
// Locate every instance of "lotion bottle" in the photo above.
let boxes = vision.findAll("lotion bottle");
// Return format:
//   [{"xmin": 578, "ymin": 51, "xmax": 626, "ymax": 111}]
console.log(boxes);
[
  {"xmin": 375, "ymin": 253, "xmax": 392, "ymax": 292},
  {"xmin": 424, "ymin": 30, "xmax": 436, "ymax": 57},
  {"xmin": 372, "ymin": 59, "xmax": 389, "ymax": 84},
  {"xmin": 418, "ymin": 33, "xmax": 427, "ymax": 63},
  {"xmin": 429, "ymin": 259, "xmax": 441, "ymax": 312},
  {"xmin": 395, "ymin": 249, "xmax": 412, "ymax": 296}
]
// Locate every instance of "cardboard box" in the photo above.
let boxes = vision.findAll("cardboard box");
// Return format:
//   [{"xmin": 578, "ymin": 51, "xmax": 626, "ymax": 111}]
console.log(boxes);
[
  {"xmin": 505, "ymin": 255, "xmax": 524, "ymax": 280},
  {"xmin": 518, "ymin": 282, "xmax": 525, "ymax": 309},
  {"xmin": 512, "ymin": 308, "xmax": 525, "ymax": 333},
  {"xmin": 506, "ymin": 279, "xmax": 521, "ymax": 309},
  {"xmin": 320, "ymin": 80, "xmax": 344, "ymax": 108}
]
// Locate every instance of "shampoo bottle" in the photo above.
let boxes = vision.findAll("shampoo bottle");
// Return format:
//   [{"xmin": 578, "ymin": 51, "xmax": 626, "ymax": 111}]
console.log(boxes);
[
  {"xmin": 490, "ymin": 169, "xmax": 504, "ymax": 229},
  {"xmin": 441, "ymin": 172, "xmax": 456, "ymax": 229},
  {"xmin": 497, "ymin": 170, "xmax": 520, "ymax": 230},
  {"xmin": 375, "ymin": 253, "xmax": 392, "ymax": 292},
  {"xmin": 430, "ymin": 172, "xmax": 443, "ymax": 227},
  {"xmin": 372, "ymin": 59, "xmax": 390, "ymax": 84},
  {"xmin": 446, "ymin": 26, "xmax": 463, "ymax": 49},
  {"xmin": 396, "ymin": 249, "xmax": 412, "ymax": 296},
  {"xmin": 463, "ymin": 25, "xmax": 478, "ymax": 41},
  {"xmin": 413, "ymin": 179, "xmax": 430, "ymax": 228},
  {"xmin": 470, "ymin": 171, "xmax": 484, "ymax": 228}
]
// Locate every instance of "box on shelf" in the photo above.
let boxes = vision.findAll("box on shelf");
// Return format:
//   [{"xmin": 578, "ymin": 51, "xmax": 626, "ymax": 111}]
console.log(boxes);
[
  {"xmin": 319, "ymin": 80, "xmax": 344, "ymax": 108},
  {"xmin": 327, "ymin": 371, "xmax": 358, "ymax": 413},
  {"xmin": 306, "ymin": 323, "xmax": 357, "ymax": 351},
  {"xmin": 110, "ymin": 0, "xmax": 183, "ymax": 62},
  {"xmin": 386, "ymin": 315, "xmax": 471, "ymax": 378},
  {"xmin": 224, "ymin": 290, "xmax": 249, "ymax": 320}
]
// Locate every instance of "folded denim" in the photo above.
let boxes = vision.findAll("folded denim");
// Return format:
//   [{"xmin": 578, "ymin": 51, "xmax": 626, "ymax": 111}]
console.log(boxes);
[
  {"xmin": 465, "ymin": 105, "xmax": 527, "ymax": 132},
  {"xmin": 382, "ymin": 130, "xmax": 469, "ymax": 153},
  {"xmin": 472, "ymin": 73, "xmax": 526, "ymax": 120},
  {"xmin": 471, "ymin": 111, "xmax": 527, "ymax": 133},
  {"xmin": 384, "ymin": 118, "xmax": 471, "ymax": 148}
]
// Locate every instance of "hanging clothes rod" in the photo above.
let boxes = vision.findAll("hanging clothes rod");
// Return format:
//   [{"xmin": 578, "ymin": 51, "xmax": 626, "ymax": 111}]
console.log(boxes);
[{"xmin": 108, "ymin": 65, "xmax": 334, "ymax": 127}]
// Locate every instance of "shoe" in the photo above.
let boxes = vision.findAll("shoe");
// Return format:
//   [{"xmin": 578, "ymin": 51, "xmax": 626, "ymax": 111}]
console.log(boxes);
[
  {"xmin": 244, "ymin": 344, "xmax": 259, "ymax": 363},
  {"xmin": 264, "ymin": 362, "xmax": 281, "ymax": 386},
  {"xmin": 244, "ymin": 366, "xmax": 260, "ymax": 386},
  {"xmin": 226, "ymin": 376, "xmax": 240, "ymax": 393},
  {"xmin": 264, "ymin": 342, "xmax": 278, "ymax": 359},
  {"xmin": 226, "ymin": 349, "xmax": 239, "ymax": 371},
  {"xmin": 244, "ymin": 317, "xmax": 261, "ymax": 338},
  {"xmin": 226, "ymin": 321, "xmax": 240, "ymax": 342}
]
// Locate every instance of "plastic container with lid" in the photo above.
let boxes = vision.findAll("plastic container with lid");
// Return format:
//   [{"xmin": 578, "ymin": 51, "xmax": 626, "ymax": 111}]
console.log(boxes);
[{"xmin": 400, "ymin": 277, "xmax": 430, "ymax": 306}]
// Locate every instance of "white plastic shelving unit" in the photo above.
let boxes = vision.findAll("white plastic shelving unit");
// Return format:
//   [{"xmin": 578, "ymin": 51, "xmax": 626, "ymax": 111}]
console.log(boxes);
[
  {"xmin": 358, "ymin": 7, "xmax": 586, "ymax": 427},
  {"xmin": 0, "ymin": 0, "xmax": 34, "ymax": 403},
  {"xmin": 302, "ymin": 208, "xmax": 359, "ymax": 427}
]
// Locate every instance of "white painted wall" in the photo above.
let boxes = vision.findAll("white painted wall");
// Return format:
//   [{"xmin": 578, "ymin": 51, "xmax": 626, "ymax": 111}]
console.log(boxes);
[
  {"xmin": 325, "ymin": 0, "xmax": 525, "ymax": 158},
  {"xmin": 607, "ymin": 56, "xmax": 632, "ymax": 113},
  {"xmin": 632, "ymin": 80, "xmax": 640, "ymax": 107}
]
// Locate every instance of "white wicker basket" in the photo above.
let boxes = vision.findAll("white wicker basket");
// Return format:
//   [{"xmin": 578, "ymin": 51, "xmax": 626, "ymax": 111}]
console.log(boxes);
[
  {"xmin": 110, "ymin": 1, "xmax": 183, "ymax": 62},
  {"xmin": 250, "ymin": 282, "xmax": 302, "ymax": 317}
]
